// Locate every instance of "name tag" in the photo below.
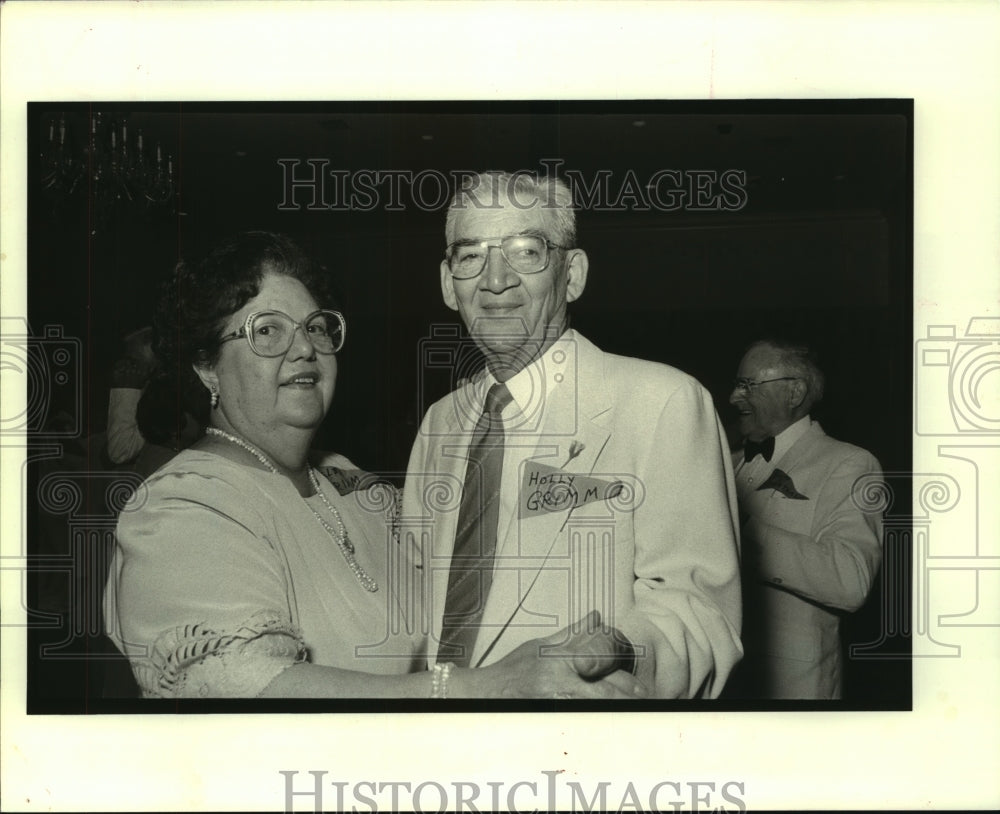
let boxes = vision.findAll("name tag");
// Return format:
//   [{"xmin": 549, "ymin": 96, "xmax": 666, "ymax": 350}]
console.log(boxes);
[{"xmin": 519, "ymin": 461, "xmax": 623, "ymax": 518}]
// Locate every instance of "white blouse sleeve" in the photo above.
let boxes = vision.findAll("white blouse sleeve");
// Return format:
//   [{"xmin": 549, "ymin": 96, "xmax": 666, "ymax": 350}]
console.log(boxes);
[{"xmin": 107, "ymin": 467, "xmax": 307, "ymax": 697}]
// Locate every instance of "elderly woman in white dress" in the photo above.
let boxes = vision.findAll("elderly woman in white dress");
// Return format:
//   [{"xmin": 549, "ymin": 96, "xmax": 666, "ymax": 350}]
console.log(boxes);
[{"xmin": 104, "ymin": 231, "xmax": 646, "ymax": 699}]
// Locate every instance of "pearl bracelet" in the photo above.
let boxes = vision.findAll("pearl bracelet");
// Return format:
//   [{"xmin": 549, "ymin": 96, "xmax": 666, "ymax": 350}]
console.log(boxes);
[{"xmin": 431, "ymin": 662, "xmax": 454, "ymax": 698}]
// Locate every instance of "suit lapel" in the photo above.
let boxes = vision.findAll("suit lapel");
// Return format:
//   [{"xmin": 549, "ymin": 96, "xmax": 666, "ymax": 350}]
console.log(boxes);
[
  {"xmin": 772, "ymin": 420, "xmax": 824, "ymax": 474},
  {"xmin": 472, "ymin": 334, "xmax": 613, "ymax": 664}
]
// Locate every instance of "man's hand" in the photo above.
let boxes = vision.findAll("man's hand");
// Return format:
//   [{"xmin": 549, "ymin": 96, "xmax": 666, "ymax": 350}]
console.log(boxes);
[
  {"xmin": 450, "ymin": 611, "xmax": 648, "ymax": 699},
  {"xmin": 566, "ymin": 610, "xmax": 638, "ymax": 680}
]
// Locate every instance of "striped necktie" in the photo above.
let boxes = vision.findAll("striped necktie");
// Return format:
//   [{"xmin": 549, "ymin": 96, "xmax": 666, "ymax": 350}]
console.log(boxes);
[{"xmin": 438, "ymin": 383, "xmax": 513, "ymax": 666}]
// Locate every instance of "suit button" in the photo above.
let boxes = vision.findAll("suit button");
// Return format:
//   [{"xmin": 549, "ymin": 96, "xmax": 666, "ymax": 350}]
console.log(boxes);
[{"xmin": 771, "ymin": 577, "xmax": 783, "ymax": 584}]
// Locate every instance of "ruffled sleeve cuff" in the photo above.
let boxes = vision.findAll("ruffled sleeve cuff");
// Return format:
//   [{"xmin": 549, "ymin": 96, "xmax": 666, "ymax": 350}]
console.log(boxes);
[{"xmin": 132, "ymin": 610, "xmax": 307, "ymax": 698}]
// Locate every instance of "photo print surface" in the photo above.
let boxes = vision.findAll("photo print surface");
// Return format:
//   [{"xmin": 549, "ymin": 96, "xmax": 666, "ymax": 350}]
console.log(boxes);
[{"xmin": 23, "ymin": 100, "xmax": 912, "ymax": 713}]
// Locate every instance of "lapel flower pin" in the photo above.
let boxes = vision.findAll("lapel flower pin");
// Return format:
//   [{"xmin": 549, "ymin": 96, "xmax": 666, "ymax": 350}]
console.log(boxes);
[
  {"xmin": 562, "ymin": 440, "xmax": 585, "ymax": 469},
  {"xmin": 756, "ymin": 467, "xmax": 809, "ymax": 500}
]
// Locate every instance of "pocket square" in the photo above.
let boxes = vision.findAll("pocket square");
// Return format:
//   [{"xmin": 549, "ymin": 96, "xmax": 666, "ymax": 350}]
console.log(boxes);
[
  {"xmin": 756, "ymin": 468, "xmax": 809, "ymax": 500},
  {"xmin": 519, "ymin": 461, "xmax": 622, "ymax": 517}
]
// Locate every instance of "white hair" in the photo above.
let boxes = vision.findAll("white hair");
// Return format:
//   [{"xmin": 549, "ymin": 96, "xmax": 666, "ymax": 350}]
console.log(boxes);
[
  {"xmin": 749, "ymin": 339, "xmax": 826, "ymax": 411},
  {"xmin": 444, "ymin": 171, "xmax": 577, "ymax": 248}
]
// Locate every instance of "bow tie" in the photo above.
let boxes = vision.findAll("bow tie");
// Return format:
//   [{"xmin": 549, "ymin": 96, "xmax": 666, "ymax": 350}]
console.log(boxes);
[{"xmin": 744, "ymin": 437, "xmax": 775, "ymax": 463}]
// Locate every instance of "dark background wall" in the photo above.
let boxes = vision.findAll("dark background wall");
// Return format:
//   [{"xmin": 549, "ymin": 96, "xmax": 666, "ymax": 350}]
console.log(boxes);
[{"xmin": 26, "ymin": 100, "xmax": 912, "ymax": 708}]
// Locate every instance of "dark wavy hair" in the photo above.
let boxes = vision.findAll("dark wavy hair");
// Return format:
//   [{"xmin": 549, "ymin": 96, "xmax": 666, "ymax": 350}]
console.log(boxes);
[
  {"xmin": 136, "ymin": 374, "xmax": 193, "ymax": 446},
  {"xmin": 151, "ymin": 231, "xmax": 340, "ymax": 418}
]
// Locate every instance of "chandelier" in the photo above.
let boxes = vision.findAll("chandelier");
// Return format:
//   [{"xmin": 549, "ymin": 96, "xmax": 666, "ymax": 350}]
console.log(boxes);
[{"xmin": 38, "ymin": 111, "xmax": 177, "ymax": 230}]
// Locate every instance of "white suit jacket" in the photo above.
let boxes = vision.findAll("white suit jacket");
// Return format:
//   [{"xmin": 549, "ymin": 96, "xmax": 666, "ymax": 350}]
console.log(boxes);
[
  {"xmin": 401, "ymin": 331, "xmax": 742, "ymax": 698},
  {"xmin": 732, "ymin": 419, "xmax": 883, "ymax": 699}
]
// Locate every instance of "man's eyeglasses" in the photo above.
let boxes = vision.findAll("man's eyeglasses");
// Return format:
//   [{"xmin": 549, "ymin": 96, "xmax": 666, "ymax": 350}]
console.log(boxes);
[
  {"xmin": 445, "ymin": 234, "xmax": 570, "ymax": 280},
  {"xmin": 732, "ymin": 376, "xmax": 800, "ymax": 396},
  {"xmin": 218, "ymin": 309, "xmax": 346, "ymax": 358}
]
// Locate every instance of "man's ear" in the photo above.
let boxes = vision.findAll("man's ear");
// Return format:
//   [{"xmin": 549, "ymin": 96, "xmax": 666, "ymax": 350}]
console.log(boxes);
[
  {"xmin": 564, "ymin": 249, "xmax": 589, "ymax": 304},
  {"xmin": 787, "ymin": 378, "xmax": 808, "ymax": 411},
  {"xmin": 192, "ymin": 361, "xmax": 218, "ymax": 396},
  {"xmin": 440, "ymin": 259, "xmax": 459, "ymax": 311}
]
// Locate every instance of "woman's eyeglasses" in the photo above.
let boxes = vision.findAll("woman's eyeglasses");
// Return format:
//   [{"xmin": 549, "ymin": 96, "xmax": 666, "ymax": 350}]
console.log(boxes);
[{"xmin": 218, "ymin": 309, "xmax": 346, "ymax": 357}]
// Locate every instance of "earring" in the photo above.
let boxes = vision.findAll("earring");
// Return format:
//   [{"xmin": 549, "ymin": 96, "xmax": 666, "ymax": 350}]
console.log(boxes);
[{"xmin": 210, "ymin": 385, "xmax": 219, "ymax": 408}]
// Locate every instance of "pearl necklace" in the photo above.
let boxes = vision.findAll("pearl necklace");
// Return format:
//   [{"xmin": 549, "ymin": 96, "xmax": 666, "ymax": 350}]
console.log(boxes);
[{"xmin": 205, "ymin": 427, "xmax": 378, "ymax": 593}]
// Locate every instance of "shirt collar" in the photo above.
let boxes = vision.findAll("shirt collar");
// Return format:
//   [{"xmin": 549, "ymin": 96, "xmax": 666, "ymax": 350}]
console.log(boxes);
[
  {"xmin": 772, "ymin": 415, "xmax": 812, "ymax": 462},
  {"xmin": 475, "ymin": 328, "xmax": 577, "ymax": 434}
]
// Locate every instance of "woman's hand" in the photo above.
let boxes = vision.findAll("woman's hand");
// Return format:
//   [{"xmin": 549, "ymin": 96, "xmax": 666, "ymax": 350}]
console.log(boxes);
[{"xmin": 448, "ymin": 611, "xmax": 649, "ymax": 699}]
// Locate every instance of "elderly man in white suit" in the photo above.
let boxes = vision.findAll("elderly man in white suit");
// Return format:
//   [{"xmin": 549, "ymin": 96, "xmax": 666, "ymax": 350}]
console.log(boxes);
[
  {"xmin": 401, "ymin": 172, "xmax": 743, "ymax": 699},
  {"xmin": 727, "ymin": 339, "xmax": 884, "ymax": 699}
]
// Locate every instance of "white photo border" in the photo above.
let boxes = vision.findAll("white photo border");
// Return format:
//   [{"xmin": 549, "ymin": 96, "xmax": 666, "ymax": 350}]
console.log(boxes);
[{"xmin": 2, "ymin": 2, "xmax": 998, "ymax": 811}]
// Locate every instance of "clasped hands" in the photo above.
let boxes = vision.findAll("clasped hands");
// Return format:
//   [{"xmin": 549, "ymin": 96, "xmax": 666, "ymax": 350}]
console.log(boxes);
[{"xmin": 449, "ymin": 610, "xmax": 649, "ymax": 699}]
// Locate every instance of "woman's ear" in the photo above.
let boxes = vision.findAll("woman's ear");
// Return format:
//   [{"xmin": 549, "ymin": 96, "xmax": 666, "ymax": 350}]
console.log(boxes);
[{"xmin": 192, "ymin": 361, "xmax": 218, "ymax": 396}]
